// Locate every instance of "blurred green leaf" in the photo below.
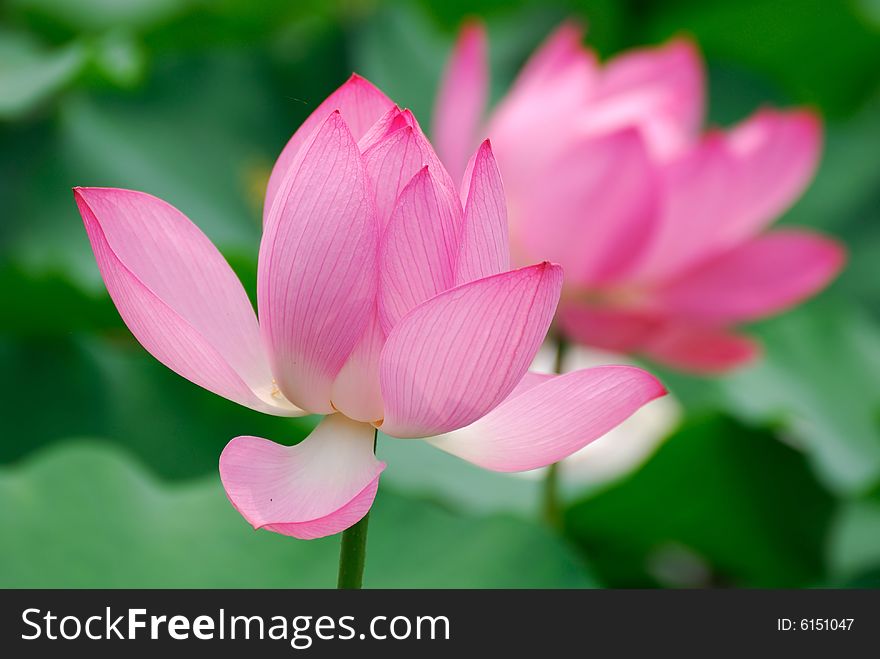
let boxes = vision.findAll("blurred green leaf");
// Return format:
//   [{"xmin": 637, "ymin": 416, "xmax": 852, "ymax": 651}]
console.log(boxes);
[
  {"xmin": 351, "ymin": 2, "xmax": 567, "ymax": 125},
  {"xmin": 643, "ymin": 0, "xmax": 880, "ymax": 117},
  {"xmin": 9, "ymin": 0, "xmax": 189, "ymax": 32},
  {"xmin": 715, "ymin": 303, "xmax": 880, "ymax": 496},
  {"xmin": 2, "ymin": 51, "xmax": 289, "ymax": 291},
  {"xmin": 0, "ymin": 333, "xmax": 315, "ymax": 479},
  {"xmin": 828, "ymin": 496, "xmax": 880, "ymax": 586},
  {"xmin": 0, "ymin": 30, "xmax": 85, "ymax": 120},
  {"xmin": 378, "ymin": 435, "xmax": 541, "ymax": 516},
  {"xmin": 566, "ymin": 415, "xmax": 835, "ymax": 587},
  {"xmin": 0, "ymin": 441, "xmax": 595, "ymax": 587}
]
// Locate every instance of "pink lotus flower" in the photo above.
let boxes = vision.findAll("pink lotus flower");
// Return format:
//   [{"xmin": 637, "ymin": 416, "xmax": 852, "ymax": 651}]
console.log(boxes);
[
  {"xmin": 74, "ymin": 75, "xmax": 664, "ymax": 539},
  {"xmin": 434, "ymin": 21, "xmax": 846, "ymax": 372}
]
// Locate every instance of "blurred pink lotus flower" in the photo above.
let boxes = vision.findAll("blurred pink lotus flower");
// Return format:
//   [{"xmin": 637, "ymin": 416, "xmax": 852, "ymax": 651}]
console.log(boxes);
[
  {"xmin": 434, "ymin": 21, "xmax": 845, "ymax": 372},
  {"xmin": 74, "ymin": 75, "xmax": 664, "ymax": 539}
]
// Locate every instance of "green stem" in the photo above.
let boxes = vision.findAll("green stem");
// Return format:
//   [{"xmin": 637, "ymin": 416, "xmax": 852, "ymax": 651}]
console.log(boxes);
[
  {"xmin": 542, "ymin": 338, "xmax": 569, "ymax": 530},
  {"xmin": 337, "ymin": 429, "xmax": 377, "ymax": 589}
]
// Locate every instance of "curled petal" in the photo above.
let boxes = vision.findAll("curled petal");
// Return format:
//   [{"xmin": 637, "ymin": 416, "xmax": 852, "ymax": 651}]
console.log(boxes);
[
  {"xmin": 655, "ymin": 230, "xmax": 845, "ymax": 324},
  {"xmin": 74, "ymin": 187, "xmax": 303, "ymax": 416},
  {"xmin": 429, "ymin": 366, "xmax": 666, "ymax": 472},
  {"xmin": 433, "ymin": 20, "xmax": 488, "ymax": 184},
  {"xmin": 259, "ymin": 112, "xmax": 379, "ymax": 414},
  {"xmin": 379, "ymin": 166, "xmax": 462, "ymax": 333},
  {"xmin": 220, "ymin": 414, "xmax": 385, "ymax": 540},
  {"xmin": 455, "ymin": 140, "xmax": 510, "ymax": 285},
  {"xmin": 264, "ymin": 74, "xmax": 393, "ymax": 223},
  {"xmin": 379, "ymin": 263, "xmax": 562, "ymax": 438}
]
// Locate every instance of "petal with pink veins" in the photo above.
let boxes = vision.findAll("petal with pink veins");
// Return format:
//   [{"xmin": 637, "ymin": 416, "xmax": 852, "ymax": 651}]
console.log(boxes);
[
  {"xmin": 357, "ymin": 106, "xmax": 410, "ymax": 152},
  {"xmin": 433, "ymin": 20, "xmax": 488, "ymax": 184},
  {"xmin": 331, "ymin": 310, "xmax": 386, "ymax": 423},
  {"xmin": 428, "ymin": 366, "xmax": 666, "ymax": 472},
  {"xmin": 220, "ymin": 414, "xmax": 384, "ymax": 540},
  {"xmin": 379, "ymin": 263, "xmax": 562, "ymax": 438},
  {"xmin": 654, "ymin": 230, "xmax": 845, "ymax": 324},
  {"xmin": 362, "ymin": 124, "xmax": 456, "ymax": 228},
  {"xmin": 259, "ymin": 112, "xmax": 379, "ymax": 414},
  {"xmin": 455, "ymin": 140, "xmax": 510, "ymax": 285},
  {"xmin": 74, "ymin": 187, "xmax": 304, "ymax": 416},
  {"xmin": 264, "ymin": 74, "xmax": 394, "ymax": 223},
  {"xmin": 379, "ymin": 166, "xmax": 462, "ymax": 333}
]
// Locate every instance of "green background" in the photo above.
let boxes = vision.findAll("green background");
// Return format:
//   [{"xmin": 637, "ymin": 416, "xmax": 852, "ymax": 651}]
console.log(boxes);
[{"xmin": 1, "ymin": 0, "xmax": 879, "ymax": 588}]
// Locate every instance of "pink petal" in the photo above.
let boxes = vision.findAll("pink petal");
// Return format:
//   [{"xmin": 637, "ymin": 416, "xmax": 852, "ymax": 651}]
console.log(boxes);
[
  {"xmin": 264, "ymin": 74, "xmax": 394, "ymax": 223},
  {"xmin": 219, "ymin": 414, "xmax": 385, "ymax": 540},
  {"xmin": 378, "ymin": 166, "xmax": 462, "ymax": 333},
  {"xmin": 641, "ymin": 324, "xmax": 760, "ymax": 373},
  {"xmin": 379, "ymin": 262, "xmax": 562, "ymax": 438},
  {"xmin": 633, "ymin": 131, "xmax": 738, "ymax": 280},
  {"xmin": 74, "ymin": 187, "xmax": 303, "ymax": 416},
  {"xmin": 722, "ymin": 108, "xmax": 822, "ymax": 241},
  {"xmin": 428, "ymin": 366, "xmax": 666, "ymax": 472},
  {"xmin": 433, "ymin": 20, "xmax": 488, "ymax": 185},
  {"xmin": 487, "ymin": 23, "xmax": 597, "ymax": 192},
  {"xmin": 585, "ymin": 38, "xmax": 704, "ymax": 158},
  {"xmin": 455, "ymin": 140, "xmax": 510, "ymax": 284},
  {"xmin": 258, "ymin": 112, "xmax": 379, "ymax": 414},
  {"xmin": 357, "ymin": 106, "xmax": 410, "ymax": 152},
  {"xmin": 362, "ymin": 123, "xmax": 456, "ymax": 228},
  {"xmin": 654, "ymin": 230, "xmax": 845, "ymax": 324},
  {"xmin": 557, "ymin": 302, "xmax": 663, "ymax": 353},
  {"xmin": 508, "ymin": 20, "xmax": 595, "ymax": 99},
  {"xmin": 516, "ymin": 128, "xmax": 660, "ymax": 285},
  {"xmin": 331, "ymin": 310, "xmax": 386, "ymax": 423}
]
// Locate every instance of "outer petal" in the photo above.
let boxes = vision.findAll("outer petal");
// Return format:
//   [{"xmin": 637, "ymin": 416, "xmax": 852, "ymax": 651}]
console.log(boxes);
[
  {"xmin": 433, "ymin": 20, "xmax": 488, "ymax": 184},
  {"xmin": 378, "ymin": 166, "xmax": 462, "ymax": 333},
  {"xmin": 641, "ymin": 324, "xmax": 760, "ymax": 373},
  {"xmin": 219, "ymin": 414, "xmax": 385, "ymax": 540},
  {"xmin": 557, "ymin": 302, "xmax": 663, "ymax": 354},
  {"xmin": 633, "ymin": 131, "xmax": 737, "ymax": 280},
  {"xmin": 654, "ymin": 230, "xmax": 845, "ymax": 324},
  {"xmin": 428, "ymin": 366, "xmax": 666, "ymax": 472},
  {"xmin": 516, "ymin": 129, "xmax": 659, "ymax": 285},
  {"xmin": 455, "ymin": 140, "xmax": 510, "ymax": 285},
  {"xmin": 258, "ymin": 112, "xmax": 379, "ymax": 414},
  {"xmin": 488, "ymin": 23, "xmax": 597, "ymax": 192},
  {"xmin": 506, "ymin": 20, "xmax": 595, "ymax": 102},
  {"xmin": 723, "ymin": 108, "xmax": 822, "ymax": 241},
  {"xmin": 379, "ymin": 262, "xmax": 562, "ymax": 438},
  {"xmin": 584, "ymin": 38, "xmax": 704, "ymax": 158},
  {"xmin": 74, "ymin": 187, "xmax": 303, "ymax": 416},
  {"xmin": 264, "ymin": 74, "xmax": 394, "ymax": 222}
]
